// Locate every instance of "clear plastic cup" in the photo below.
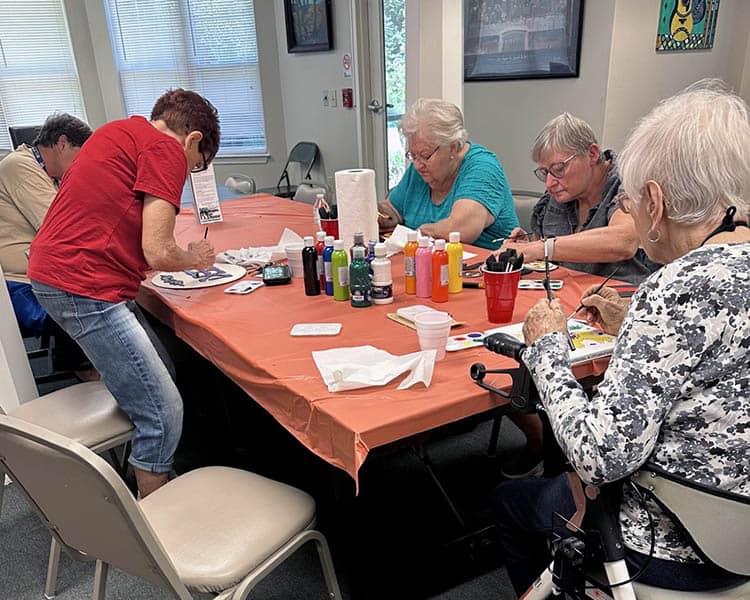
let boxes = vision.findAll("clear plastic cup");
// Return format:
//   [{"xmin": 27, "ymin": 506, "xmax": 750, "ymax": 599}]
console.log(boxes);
[
  {"xmin": 284, "ymin": 243, "xmax": 305, "ymax": 278},
  {"xmin": 414, "ymin": 310, "xmax": 452, "ymax": 360}
]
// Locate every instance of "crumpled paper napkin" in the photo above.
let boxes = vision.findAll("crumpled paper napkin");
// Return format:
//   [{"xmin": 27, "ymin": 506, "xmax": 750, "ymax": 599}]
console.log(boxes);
[
  {"xmin": 312, "ymin": 345, "xmax": 436, "ymax": 392},
  {"xmin": 384, "ymin": 225, "xmax": 476, "ymax": 260},
  {"xmin": 218, "ymin": 228, "xmax": 303, "ymax": 266}
]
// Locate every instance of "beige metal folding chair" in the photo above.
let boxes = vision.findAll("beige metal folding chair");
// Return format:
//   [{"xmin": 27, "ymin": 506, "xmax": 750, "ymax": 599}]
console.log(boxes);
[
  {"xmin": 0, "ymin": 414, "xmax": 342, "ymax": 599},
  {"xmin": 0, "ymin": 266, "xmax": 134, "ymax": 597}
]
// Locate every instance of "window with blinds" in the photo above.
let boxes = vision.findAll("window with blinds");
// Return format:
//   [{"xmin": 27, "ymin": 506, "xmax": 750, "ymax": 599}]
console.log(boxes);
[
  {"xmin": 104, "ymin": 0, "xmax": 267, "ymax": 156},
  {"xmin": 0, "ymin": 0, "xmax": 87, "ymax": 150}
]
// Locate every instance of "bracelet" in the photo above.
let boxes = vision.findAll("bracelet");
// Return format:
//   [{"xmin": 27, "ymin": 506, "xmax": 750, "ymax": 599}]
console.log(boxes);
[{"xmin": 544, "ymin": 237, "xmax": 556, "ymax": 261}]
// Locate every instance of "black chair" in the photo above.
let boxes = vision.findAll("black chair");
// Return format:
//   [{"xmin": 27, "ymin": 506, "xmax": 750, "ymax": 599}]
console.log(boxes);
[
  {"xmin": 257, "ymin": 142, "xmax": 320, "ymax": 199},
  {"xmin": 8, "ymin": 126, "xmax": 42, "ymax": 149}
]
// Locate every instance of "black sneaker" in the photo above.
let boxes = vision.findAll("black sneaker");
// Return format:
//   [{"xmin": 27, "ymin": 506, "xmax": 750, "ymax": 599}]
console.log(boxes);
[{"xmin": 500, "ymin": 451, "xmax": 544, "ymax": 479}]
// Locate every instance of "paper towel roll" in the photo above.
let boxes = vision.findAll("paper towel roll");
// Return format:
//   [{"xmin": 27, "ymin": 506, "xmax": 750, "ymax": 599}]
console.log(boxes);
[{"xmin": 334, "ymin": 168, "xmax": 379, "ymax": 248}]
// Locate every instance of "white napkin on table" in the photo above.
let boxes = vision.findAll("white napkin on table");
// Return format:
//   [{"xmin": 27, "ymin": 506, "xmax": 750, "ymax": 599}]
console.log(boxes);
[
  {"xmin": 312, "ymin": 345, "xmax": 436, "ymax": 392},
  {"xmin": 384, "ymin": 224, "xmax": 477, "ymax": 260},
  {"xmin": 218, "ymin": 228, "xmax": 303, "ymax": 266}
]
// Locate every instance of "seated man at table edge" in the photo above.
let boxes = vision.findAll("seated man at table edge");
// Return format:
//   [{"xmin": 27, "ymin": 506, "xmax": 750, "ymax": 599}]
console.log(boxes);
[
  {"xmin": 378, "ymin": 98, "xmax": 518, "ymax": 249},
  {"xmin": 491, "ymin": 79, "xmax": 750, "ymax": 596},
  {"xmin": 0, "ymin": 112, "xmax": 95, "ymax": 378},
  {"xmin": 28, "ymin": 89, "xmax": 219, "ymax": 498},
  {"xmin": 496, "ymin": 112, "xmax": 659, "ymax": 285}
]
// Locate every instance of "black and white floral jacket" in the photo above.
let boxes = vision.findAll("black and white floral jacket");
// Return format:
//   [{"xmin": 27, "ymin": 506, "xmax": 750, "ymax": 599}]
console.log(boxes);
[{"xmin": 523, "ymin": 243, "xmax": 750, "ymax": 562}]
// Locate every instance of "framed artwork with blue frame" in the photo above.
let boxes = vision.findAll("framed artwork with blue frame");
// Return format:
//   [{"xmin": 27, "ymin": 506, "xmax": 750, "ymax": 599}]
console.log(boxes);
[
  {"xmin": 284, "ymin": 0, "xmax": 333, "ymax": 53},
  {"xmin": 656, "ymin": 0, "xmax": 720, "ymax": 52}
]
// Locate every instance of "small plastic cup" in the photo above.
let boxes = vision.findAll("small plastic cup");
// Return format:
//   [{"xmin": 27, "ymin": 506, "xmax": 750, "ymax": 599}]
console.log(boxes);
[
  {"xmin": 284, "ymin": 243, "xmax": 304, "ymax": 278},
  {"xmin": 482, "ymin": 266, "xmax": 522, "ymax": 323},
  {"xmin": 414, "ymin": 310, "xmax": 452, "ymax": 361},
  {"xmin": 320, "ymin": 219, "xmax": 339, "ymax": 239}
]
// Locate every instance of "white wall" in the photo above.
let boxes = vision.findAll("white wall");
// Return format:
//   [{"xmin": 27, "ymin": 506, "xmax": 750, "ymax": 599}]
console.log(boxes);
[
  {"xmin": 463, "ymin": 1, "xmax": 616, "ymax": 192},
  {"xmin": 272, "ymin": 0, "xmax": 360, "ymax": 192},
  {"xmin": 602, "ymin": 0, "xmax": 750, "ymax": 150}
]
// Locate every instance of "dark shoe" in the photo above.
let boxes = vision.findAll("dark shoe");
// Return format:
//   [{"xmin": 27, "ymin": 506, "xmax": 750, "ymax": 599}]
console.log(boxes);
[{"xmin": 500, "ymin": 451, "xmax": 544, "ymax": 479}]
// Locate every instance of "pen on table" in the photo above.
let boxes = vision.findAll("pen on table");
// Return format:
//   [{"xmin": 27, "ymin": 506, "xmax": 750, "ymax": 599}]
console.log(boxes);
[
  {"xmin": 567, "ymin": 266, "xmax": 622, "ymax": 320},
  {"xmin": 491, "ymin": 231, "xmax": 533, "ymax": 244},
  {"xmin": 203, "ymin": 226, "xmax": 208, "ymax": 239},
  {"xmin": 463, "ymin": 280, "xmax": 485, "ymax": 289}
]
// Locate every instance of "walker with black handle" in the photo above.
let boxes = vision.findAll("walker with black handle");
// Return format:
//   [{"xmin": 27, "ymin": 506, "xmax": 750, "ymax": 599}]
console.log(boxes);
[{"xmin": 471, "ymin": 333, "xmax": 637, "ymax": 600}]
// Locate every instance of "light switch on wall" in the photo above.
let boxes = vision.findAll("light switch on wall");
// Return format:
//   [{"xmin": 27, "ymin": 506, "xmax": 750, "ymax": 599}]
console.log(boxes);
[{"xmin": 329, "ymin": 89, "xmax": 337, "ymax": 107}]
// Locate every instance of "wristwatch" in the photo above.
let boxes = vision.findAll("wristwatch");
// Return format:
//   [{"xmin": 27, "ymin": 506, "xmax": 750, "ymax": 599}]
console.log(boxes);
[{"xmin": 543, "ymin": 237, "xmax": 556, "ymax": 261}]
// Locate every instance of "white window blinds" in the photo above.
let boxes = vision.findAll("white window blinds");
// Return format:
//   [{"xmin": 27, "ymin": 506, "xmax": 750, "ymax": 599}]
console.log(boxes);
[
  {"xmin": 104, "ymin": 0, "xmax": 267, "ymax": 156},
  {"xmin": 0, "ymin": 0, "xmax": 87, "ymax": 150}
]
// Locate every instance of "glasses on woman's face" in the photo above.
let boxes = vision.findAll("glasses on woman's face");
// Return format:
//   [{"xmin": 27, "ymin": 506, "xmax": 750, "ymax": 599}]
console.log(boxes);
[
  {"xmin": 190, "ymin": 151, "xmax": 209, "ymax": 174},
  {"xmin": 614, "ymin": 191, "xmax": 632, "ymax": 214},
  {"xmin": 533, "ymin": 153, "xmax": 577, "ymax": 182},
  {"xmin": 405, "ymin": 145, "xmax": 440, "ymax": 166}
]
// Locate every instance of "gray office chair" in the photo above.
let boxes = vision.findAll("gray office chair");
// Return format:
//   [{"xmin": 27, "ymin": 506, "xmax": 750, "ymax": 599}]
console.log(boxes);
[
  {"xmin": 257, "ymin": 141, "xmax": 320, "ymax": 199},
  {"xmin": 0, "ymin": 414, "xmax": 342, "ymax": 600},
  {"xmin": 8, "ymin": 125, "xmax": 42, "ymax": 149},
  {"xmin": 0, "ymin": 266, "xmax": 134, "ymax": 598}
]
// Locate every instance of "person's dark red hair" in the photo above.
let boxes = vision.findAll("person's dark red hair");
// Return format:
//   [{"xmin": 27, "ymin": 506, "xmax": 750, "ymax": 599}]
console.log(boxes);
[{"xmin": 151, "ymin": 89, "xmax": 220, "ymax": 161}]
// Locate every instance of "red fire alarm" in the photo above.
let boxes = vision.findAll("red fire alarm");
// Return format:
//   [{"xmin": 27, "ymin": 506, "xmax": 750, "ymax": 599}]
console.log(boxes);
[{"xmin": 342, "ymin": 88, "xmax": 353, "ymax": 109}]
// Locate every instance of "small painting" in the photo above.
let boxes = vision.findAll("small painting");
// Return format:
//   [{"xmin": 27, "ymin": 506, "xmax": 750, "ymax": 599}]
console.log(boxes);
[
  {"xmin": 284, "ymin": 0, "xmax": 333, "ymax": 53},
  {"xmin": 656, "ymin": 0, "xmax": 720, "ymax": 52}
]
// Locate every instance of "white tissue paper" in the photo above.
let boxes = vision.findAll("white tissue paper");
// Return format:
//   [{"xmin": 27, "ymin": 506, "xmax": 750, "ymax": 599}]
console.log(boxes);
[
  {"xmin": 312, "ymin": 345, "xmax": 436, "ymax": 392},
  {"xmin": 384, "ymin": 225, "xmax": 477, "ymax": 260},
  {"xmin": 218, "ymin": 228, "xmax": 303, "ymax": 266},
  {"xmin": 335, "ymin": 168, "xmax": 379, "ymax": 246}
]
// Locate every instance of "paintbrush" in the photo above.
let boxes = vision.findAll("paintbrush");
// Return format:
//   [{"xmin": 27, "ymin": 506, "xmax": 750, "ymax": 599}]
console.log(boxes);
[{"xmin": 567, "ymin": 266, "xmax": 622, "ymax": 320}]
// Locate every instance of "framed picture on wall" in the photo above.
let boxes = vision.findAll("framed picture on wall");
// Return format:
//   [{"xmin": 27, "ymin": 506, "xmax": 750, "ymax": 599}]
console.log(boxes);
[
  {"xmin": 284, "ymin": 0, "xmax": 333, "ymax": 53},
  {"xmin": 464, "ymin": 0, "xmax": 584, "ymax": 81},
  {"xmin": 656, "ymin": 0, "xmax": 720, "ymax": 52}
]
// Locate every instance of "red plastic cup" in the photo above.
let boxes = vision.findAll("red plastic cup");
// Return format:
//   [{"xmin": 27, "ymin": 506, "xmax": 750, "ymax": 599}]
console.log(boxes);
[
  {"xmin": 482, "ymin": 266, "xmax": 522, "ymax": 323},
  {"xmin": 320, "ymin": 219, "xmax": 339, "ymax": 239}
]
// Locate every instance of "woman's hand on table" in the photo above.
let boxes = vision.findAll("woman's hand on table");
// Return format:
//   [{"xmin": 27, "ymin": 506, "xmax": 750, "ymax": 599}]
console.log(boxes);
[
  {"xmin": 523, "ymin": 299, "xmax": 568, "ymax": 346},
  {"xmin": 187, "ymin": 239, "xmax": 215, "ymax": 270},
  {"xmin": 579, "ymin": 285, "xmax": 628, "ymax": 335}
]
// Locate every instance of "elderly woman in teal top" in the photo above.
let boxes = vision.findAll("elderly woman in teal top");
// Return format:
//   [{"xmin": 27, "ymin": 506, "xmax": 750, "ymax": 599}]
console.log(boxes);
[{"xmin": 378, "ymin": 98, "xmax": 518, "ymax": 249}]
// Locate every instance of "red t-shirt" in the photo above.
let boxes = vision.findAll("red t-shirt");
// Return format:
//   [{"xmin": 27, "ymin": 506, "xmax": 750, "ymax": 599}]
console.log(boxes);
[{"xmin": 28, "ymin": 116, "xmax": 187, "ymax": 302}]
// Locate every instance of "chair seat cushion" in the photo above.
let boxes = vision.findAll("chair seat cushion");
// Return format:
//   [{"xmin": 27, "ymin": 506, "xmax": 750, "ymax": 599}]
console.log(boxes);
[
  {"xmin": 138, "ymin": 466, "xmax": 316, "ymax": 594},
  {"xmin": 11, "ymin": 381, "xmax": 133, "ymax": 450},
  {"xmin": 633, "ymin": 580, "xmax": 750, "ymax": 600}
]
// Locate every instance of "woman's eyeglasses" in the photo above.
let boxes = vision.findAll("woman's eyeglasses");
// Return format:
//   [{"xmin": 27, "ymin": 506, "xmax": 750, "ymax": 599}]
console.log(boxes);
[
  {"xmin": 405, "ymin": 145, "xmax": 440, "ymax": 165},
  {"xmin": 191, "ymin": 151, "xmax": 209, "ymax": 174},
  {"xmin": 533, "ymin": 153, "xmax": 577, "ymax": 182}
]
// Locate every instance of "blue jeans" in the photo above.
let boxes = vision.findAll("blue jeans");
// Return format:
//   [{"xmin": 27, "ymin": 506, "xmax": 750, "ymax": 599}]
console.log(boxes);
[
  {"xmin": 489, "ymin": 474, "xmax": 747, "ymax": 596},
  {"xmin": 31, "ymin": 280, "xmax": 182, "ymax": 473}
]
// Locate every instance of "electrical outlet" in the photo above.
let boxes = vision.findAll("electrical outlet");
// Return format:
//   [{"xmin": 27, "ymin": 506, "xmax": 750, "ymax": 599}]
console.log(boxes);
[
  {"xmin": 329, "ymin": 89, "xmax": 337, "ymax": 107},
  {"xmin": 322, "ymin": 90, "xmax": 329, "ymax": 107}
]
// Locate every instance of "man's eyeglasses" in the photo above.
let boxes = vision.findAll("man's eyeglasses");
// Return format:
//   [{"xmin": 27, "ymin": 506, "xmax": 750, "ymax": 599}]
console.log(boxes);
[
  {"xmin": 614, "ymin": 191, "xmax": 632, "ymax": 214},
  {"xmin": 533, "ymin": 153, "xmax": 577, "ymax": 182},
  {"xmin": 191, "ymin": 151, "xmax": 209, "ymax": 174},
  {"xmin": 405, "ymin": 145, "xmax": 440, "ymax": 165}
]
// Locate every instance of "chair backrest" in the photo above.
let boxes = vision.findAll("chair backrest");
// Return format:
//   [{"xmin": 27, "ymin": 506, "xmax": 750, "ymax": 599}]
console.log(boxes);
[
  {"xmin": 0, "ymin": 266, "xmax": 38, "ymax": 413},
  {"xmin": 0, "ymin": 414, "xmax": 192, "ymax": 599},
  {"xmin": 8, "ymin": 126, "xmax": 42, "ymax": 149},
  {"xmin": 511, "ymin": 189, "xmax": 542, "ymax": 232},
  {"xmin": 633, "ymin": 467, "xmax": 750, "ymax": 576},
  {"xmin": 277, "ymin": 142, "xmax": 320, "ymax": 189}
]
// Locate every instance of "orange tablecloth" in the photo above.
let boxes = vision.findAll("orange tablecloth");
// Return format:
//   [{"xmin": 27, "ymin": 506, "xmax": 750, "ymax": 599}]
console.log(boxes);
[{"xmin": 138, "ymin": 195, "xmax": 611, "ymax": 489}]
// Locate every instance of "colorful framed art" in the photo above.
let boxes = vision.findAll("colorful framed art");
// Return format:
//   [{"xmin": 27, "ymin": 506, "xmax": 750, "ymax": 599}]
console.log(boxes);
[{"xmin": 656, "ymin": 0, "xmax": 720, "ymax": 52}]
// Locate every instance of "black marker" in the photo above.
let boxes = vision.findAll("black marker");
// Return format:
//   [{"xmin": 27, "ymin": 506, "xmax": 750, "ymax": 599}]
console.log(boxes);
[{"xmin": 203, "ymin": 226, "xmax": 209, "ymax": 239}]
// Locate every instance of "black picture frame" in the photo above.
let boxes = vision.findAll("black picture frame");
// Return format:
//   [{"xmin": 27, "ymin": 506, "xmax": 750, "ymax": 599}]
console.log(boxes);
[
  {"xmin": 284, "ymin": 0, "xmax": 333, "ymax": 53},
  {"xmin": 464, "ymin": 0, "xmax": 584, "ymax": 82}
]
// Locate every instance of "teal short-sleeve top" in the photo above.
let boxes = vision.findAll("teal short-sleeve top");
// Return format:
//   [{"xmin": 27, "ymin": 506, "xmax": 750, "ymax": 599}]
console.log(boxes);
[{"xmin": 388, "ymin": 142, "xmax": 518, "ymax": 249}]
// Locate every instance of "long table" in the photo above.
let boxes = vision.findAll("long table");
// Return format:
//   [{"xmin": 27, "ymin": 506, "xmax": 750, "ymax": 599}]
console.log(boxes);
[{"xmin": 137, "ymin": 195, "xmax": 611, "ymax": 489}]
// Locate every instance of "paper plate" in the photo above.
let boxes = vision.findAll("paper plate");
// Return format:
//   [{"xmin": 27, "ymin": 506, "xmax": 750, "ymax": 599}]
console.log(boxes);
[
  {"xmin": 152, "ymin": 263, "xmax": 246, "ymax": 289},
  {"xmin": 523, "ymin": 261, "xmax": 558, "ymax": 272}
]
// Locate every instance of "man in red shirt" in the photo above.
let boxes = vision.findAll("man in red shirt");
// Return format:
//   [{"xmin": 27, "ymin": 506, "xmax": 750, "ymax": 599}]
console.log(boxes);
[{"xmin": 29, "ymin": 89, "xmax": 219, "ymax": 498}]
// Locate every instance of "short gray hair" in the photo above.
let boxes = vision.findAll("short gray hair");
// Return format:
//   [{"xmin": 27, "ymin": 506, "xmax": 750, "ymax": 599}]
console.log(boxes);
[
  {"xmin": 398, "ymin": 98, "xmax": 468, "ymax": 147},
  {"xmin": 531, "ymin": 113, "xmax": 598, "ymax": 162},
  {"xmin": 619, "ymin": 78, "xmax": 750, "ymax": 224}
]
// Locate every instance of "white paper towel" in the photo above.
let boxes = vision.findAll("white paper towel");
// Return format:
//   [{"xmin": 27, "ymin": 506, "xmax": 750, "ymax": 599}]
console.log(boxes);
[{"xmin": 334, "ymin": 168, "xmax": 379, "ymax": 247}]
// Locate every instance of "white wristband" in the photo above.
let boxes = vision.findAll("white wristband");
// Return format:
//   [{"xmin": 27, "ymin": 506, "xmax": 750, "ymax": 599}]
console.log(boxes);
[{"xmin": 544, "ymin": 237, "xmax": 555, "ymax": 261}]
